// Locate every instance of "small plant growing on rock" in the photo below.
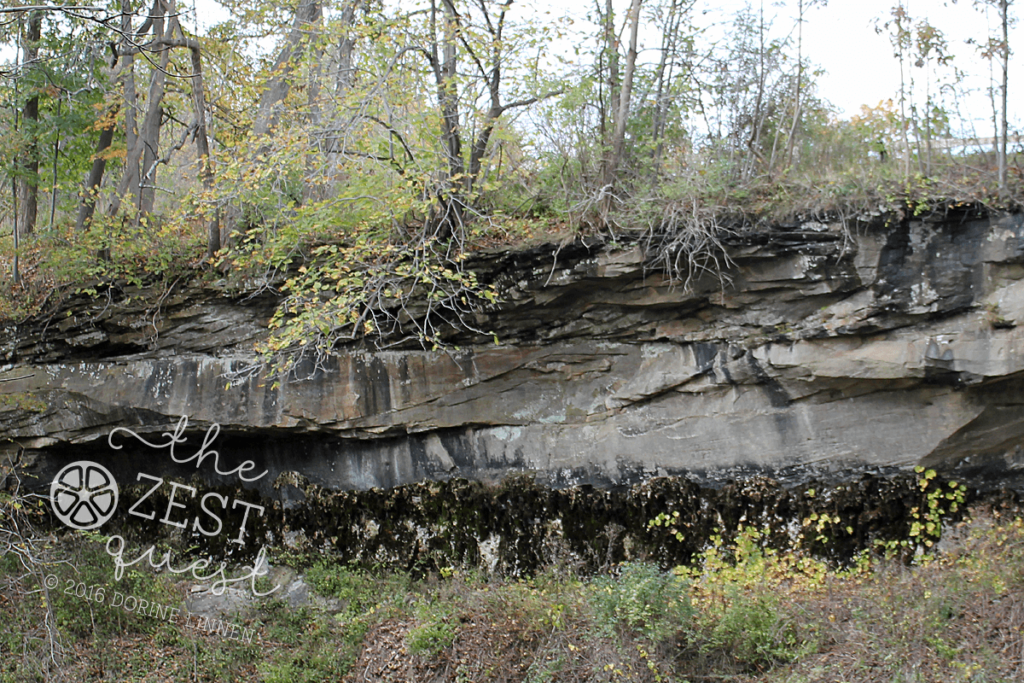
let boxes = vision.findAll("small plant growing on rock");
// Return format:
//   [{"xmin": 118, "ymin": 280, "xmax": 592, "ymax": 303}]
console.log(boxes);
[
  {"xmin": 648, "ymin": 510, "xmax": 685, "ymax": 542},
  {"xmin": 984, "ymin": 302, "xmax": 1016, "ymax": 329},
  {"xmin": 874, "ymin": 467, "xmax": 966, "ymax": 560}
]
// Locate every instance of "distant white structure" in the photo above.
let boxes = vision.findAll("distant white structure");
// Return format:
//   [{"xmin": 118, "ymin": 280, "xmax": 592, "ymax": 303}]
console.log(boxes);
[{"xmin": 929, "ymin": 135, "xmax": 1022, "ymax": 152}]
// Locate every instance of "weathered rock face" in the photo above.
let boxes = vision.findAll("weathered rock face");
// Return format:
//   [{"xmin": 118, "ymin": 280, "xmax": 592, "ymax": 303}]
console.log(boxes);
[{"xmin": 3, "ymin": 210, "xmax": 1024, "ymax": 495}]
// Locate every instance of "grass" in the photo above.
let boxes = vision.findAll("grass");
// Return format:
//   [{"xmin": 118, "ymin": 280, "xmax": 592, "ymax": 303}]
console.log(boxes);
[{"xmin": 1, "ymin": 504, "xmax": 1022, "ymax": 682}]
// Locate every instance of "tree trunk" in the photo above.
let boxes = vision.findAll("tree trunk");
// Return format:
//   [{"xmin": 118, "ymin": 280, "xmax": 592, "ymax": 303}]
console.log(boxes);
[
  {"xmin": 108, "ymin": 0, "xmax": 141, "ymax": 218},
  {"xmin": 594, "ymin": 0, "xmax": 606, "ymax": 188},
  {"xmin": 895, "ymin": 7, "xmax": 912, "ymax": 181},
  {"xmin": 651, "ymin": 0, "xmax": 682, "ymax": 172},
  {"xmin": 923, "ymin": 59, "xmax": 933, "ymax": 176},
  {"xmin": 437, "ymin": 0, "xmax": 463, "ymax": 184},
  {"xmin": 252, "ymin": 0, "xmax": 323, "ymax": 138},
  {"xmin": 11, "ymin": 176, "xmax": 19, "ymax": 284},
  {"xmin": 784, "ymin": 0, "xmax": 804, "ymax": 172},
  {"xmin": 16, "ymin": 10, "xmax": 42, "ymax": 237},
  {"xmin": 747, "ymin": 0, "xmax": 768, "ymax": 178},
  {"xmin": 138, "ymin": 0, "xmax": 171, "ymax": 216},
  {"xmin": 998, "ymin": 0, "xmax": 1009, "ymax": 193},
  {"xmin": 461, "ymin": 2, "xmax": 560, "ymax": 200},
  {"xmin": 109, "ymin": 0, "xmax": 175, "ymax": 222},
  {"xmin": 598, "ymin": 0, "xmax": 619, "ymax": 190},
  {"xmin": 189, "ymin": 43, "xmax": 219, "ymax": 257},
  {"xmin": 75, "ymin": 107, "xmax": 118, "ymax": 231},
  {"xmin": 48, "ymin": 98, "xmax": 61, "ymax": 229},
  {"xmin": 165, "ymin": 3, "xmax": 220, "ymax": 257},
  {"xmin": 467, "ymin": 0, "xmax": 504, "ymax": 194},
  {"xmin": 609, "ymin": 0, "xmax": 642, "ymax": 175},
  {"xmin": 990, "ymin": 50, "xmax": 999, "ymax": 169},
  {"xmin": 334, "ymin": 1, "xmax": 358, "ymax": 92},
  {"xmin": 600, "ymin": 0, "xmax": 642, "ymax": 214}
]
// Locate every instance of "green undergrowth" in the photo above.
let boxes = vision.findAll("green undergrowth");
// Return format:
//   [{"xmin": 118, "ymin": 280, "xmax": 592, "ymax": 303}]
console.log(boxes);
[
  {"xmin": 0, "ymin": 215, "xmax": 207, "ymax": 325},
  {"xmin": 2, "ymin": 501, "xmax": 1023, "ymax": 682}
]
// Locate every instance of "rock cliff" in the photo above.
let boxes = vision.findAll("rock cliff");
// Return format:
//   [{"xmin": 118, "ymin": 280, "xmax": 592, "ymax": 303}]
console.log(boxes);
[{"xmin": 3, "ymin": 209, "xmax": 1024, "ymax": 496}]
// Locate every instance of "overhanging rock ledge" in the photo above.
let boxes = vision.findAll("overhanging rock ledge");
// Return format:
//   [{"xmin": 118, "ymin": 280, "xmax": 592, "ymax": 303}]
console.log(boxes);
[{"xmin": 2, "ymin": 211, "xmax": 1024, "ymax": 495}]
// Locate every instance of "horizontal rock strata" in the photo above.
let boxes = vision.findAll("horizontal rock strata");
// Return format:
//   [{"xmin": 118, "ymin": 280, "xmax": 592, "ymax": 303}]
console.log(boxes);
[{"xmin": 2, "ymin": 210, "xmax": 1024, "ymax": 494}]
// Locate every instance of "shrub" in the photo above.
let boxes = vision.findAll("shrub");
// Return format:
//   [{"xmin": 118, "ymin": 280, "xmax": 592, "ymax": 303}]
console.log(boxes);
[
  {"xmin": 700, "ymin": 588, "xmax": 807, "ymax": 670},
  {"xmin": 407, "ymin": 604, "xmax": 458, "ymax": 657},
  {"xmin": 590, "ymin": 561, "xmax": 692, "ymax": 643}
]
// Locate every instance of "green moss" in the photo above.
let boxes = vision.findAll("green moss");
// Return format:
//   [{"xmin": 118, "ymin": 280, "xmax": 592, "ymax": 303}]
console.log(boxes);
[{"xmin": 0, "ymin": 392, "xmax": 47, "ymax": 413}]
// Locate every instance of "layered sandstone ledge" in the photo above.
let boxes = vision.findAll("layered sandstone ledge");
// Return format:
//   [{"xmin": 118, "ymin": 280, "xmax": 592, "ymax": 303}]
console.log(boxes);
[{"xmin": 2, "ymin": 210, "xmax": 1023, "ymax": 494}]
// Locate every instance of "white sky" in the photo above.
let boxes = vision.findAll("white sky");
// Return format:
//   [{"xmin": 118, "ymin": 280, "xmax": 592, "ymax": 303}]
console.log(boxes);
[{"xmin": 791, "ymin": 0, "xmax": 1021, "ymax": 126}]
